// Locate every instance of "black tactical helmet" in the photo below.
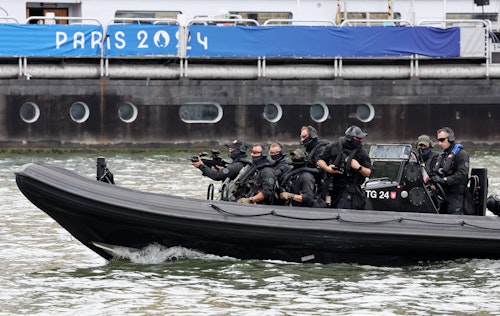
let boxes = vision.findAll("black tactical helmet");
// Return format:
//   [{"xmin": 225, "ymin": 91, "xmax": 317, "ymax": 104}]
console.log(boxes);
[
  {"xmin": 345, "ymin": 125, "xmax": 367, "ymax": 139},
  {"xmin": 225, "ymin": 140, "xmax": 248, "ymax": 153}
]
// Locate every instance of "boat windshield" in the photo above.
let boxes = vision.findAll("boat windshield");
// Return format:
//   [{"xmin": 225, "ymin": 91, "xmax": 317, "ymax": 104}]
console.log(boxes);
[
  {"xmin": 371, "ymin": 160, "xmax": 403, "ymax": 181},
  {"xmin": 369, "ymin": 144, "xmax": 412, "ymax": 160}
]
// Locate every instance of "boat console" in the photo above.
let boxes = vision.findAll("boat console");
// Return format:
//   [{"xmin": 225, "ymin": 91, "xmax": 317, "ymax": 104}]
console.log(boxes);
[{"xmin": 364, "ymin": 144, "xmax": 488, "ymax": 215}]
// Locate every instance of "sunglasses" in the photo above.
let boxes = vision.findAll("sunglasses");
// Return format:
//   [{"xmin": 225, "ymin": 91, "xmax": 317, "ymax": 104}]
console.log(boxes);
[{"xmin": 437, "ymin": 138, "xmax": 447, "ymax": 142}]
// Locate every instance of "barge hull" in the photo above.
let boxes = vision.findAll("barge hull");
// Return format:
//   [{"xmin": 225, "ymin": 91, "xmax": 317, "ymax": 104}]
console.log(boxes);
[{"xmin": 2, "ymin": 78, "xmax": 499, "ymax": 147}]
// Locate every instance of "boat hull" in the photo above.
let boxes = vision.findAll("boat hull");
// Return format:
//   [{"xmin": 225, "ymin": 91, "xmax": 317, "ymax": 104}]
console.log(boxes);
[{"xmin": 15, "ymin": 163, "xmax": 500, "ymax": 265}]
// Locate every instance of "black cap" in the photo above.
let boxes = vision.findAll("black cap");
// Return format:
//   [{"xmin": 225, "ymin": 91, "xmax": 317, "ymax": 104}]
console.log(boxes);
[{"xmin": 345, "ymin": 125, "xmax": 367, "ymax": 138}]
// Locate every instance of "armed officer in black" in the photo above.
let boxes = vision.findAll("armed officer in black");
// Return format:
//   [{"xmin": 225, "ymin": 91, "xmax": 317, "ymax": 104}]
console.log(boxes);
[
  {"xmin": 279, "ymin": 148, "xmax": 323, "ymax": 207},
  {"xmin": 317, "ymin": 125, "xmax": 372, "ymax": 209},
  {"xmin": 237, "ymin": 144, "xmax": 277, "ymax": 205},
  {"xmin": 300, "ymin": 125, "xmax": 329, "ymax": 170},
  {"xmin": 191, "ymin": 139, "xmax": 250, "ymax": 181},
  {"xmin": 431, "ymin": 127, "xmax": 470, "ymax": 215},
  {"xmin": 269, "ymin": 142, "xmax": 292, "ymax": 183},
  {"xmin": 416, "ymin": 134, "xmax": 439, "ymax": 175}
]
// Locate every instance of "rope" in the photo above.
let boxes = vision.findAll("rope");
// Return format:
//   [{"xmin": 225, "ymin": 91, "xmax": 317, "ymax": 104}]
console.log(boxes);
[
  {"xmin": 208, "ymin": 203, "xmax": 500, "ymax": 231},
  {"xmin": 209, "ymin": 203, "xmax": 273, "ymax": 217}
]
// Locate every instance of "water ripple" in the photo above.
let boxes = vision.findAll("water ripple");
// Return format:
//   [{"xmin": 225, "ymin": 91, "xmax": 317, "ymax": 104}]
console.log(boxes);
[{"xmin": 1, "ymin": 151, "xmax": 500, "ymax": 315}]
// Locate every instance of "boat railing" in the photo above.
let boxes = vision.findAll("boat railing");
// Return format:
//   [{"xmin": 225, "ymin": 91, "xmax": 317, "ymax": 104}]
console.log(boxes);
[
  {"xmin": 187, "ymin": 17, "xmax": 259, "ymax": 26},
  {"xmin": 2, "ymin": 16, "xmax": 499, "ymax": 80},
  {"xmin": 25, "ymin": 16, "xmax": 101, "ymax": 25},
  {"xmin": 0, "ymin": 6, "xmax": 7, "ymax": 16},
  {"xmin": 417, "ymin": 19, "xmax": 493, "ymax": 76},
  {"xmin": 106, "ymin": 17, "xmax": 179, "ymax": 25},
  {"xmin": 262, "ymin": 19, "xmax": 336, "ymax": 26},
  {"xmin": 417, "ymin": 19, "xmax": 493, "ymax": 29},
  {"xmin": 0, "ymin": 16, "xmax": 18, "ymax": 24},
  {"xmin": 340, "ymin": 19, "xmax": 412, "ymax": 26}
]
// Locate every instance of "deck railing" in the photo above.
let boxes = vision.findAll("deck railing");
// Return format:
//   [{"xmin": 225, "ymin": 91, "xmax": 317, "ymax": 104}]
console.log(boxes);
[{"xmin": 0, "ymin": 17, "xmax": 497, "ymax": 80}]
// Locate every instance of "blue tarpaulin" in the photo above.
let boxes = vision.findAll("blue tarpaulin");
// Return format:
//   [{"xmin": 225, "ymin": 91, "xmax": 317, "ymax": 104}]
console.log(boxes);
[
  {"xmin": 0, "ymin": 24, "xmax": 461, "ymax": 58},
  {"xmin": 186, "ymin": 25, "xmax": 460, "ymax": 58},
  {"xmin": 0, "ymin": 24, "xmax": 102, "ymax": 57}
]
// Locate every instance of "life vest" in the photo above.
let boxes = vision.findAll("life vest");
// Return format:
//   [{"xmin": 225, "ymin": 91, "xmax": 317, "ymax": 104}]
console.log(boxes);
[
  {"xmin": 280, "ymin": 166, "xmax": 319, "ymax": 192},
  {"xmin": 434, "ymin": 144, "xmax": 463, "ymax": 175},
  {"xmin": 235, "ymin": 160, "xmax": 276, "ymax": 199}
]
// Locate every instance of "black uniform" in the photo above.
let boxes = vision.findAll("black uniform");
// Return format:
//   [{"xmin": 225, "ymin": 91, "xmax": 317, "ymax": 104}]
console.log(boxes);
[
  {"xmin": 418, "ymin": 147, "xmax": 439, "ymax": 175},
  {"xmin": 303, "ymin": 138, "xmax": 329, "ymax": 169},
  {"xmin": 244, "ymin": 161, "xmax": 277, "ymax": 205},
  {"xmin": 284, "ymin": 168, "xmax": 318, "ymax": 207},
  {"xmin": 272, "ymin": 155, "xmax": 292, "ymax": 182},
  {"xmin": 432, "ymin": 143, "xmax": 470, "ymax": 214},
  {"xmin": 319, "ymin": 137, "xmax": 372, "ymax": 209},
  {"xmin": 198, "ymin": 157, "xmax": 249, "ymax": 181}
]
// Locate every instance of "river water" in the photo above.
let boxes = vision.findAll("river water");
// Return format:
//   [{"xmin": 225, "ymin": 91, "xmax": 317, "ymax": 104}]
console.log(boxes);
[{"xmin": 2, "ymin": 149, "xmax": 500, "ymax": 315}]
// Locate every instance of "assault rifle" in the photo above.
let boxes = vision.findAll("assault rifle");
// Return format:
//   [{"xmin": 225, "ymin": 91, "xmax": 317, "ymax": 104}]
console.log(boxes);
[{"xmin": 190, "ymin": 149, "xmax": 229, "ymax": 169}]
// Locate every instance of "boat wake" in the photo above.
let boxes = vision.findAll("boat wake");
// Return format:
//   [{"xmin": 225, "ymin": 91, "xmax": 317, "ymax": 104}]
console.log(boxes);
[{"xmin": 92, "ymin": 242, "xmax": 237, "ymax": 264}]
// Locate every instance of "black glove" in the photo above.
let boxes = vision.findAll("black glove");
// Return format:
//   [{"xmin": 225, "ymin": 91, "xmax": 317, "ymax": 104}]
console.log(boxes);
[{"xmin": 431, "ymin": 175, "xmax": 444, "ymax": 184}]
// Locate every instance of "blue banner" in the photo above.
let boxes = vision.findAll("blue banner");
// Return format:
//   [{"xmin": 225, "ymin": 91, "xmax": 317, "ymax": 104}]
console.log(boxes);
[
  {"xmin": 186, "ymin": 25, "xmax": 460, "ymax": 58},
  {"xmin": 104, "ymin": 24, "xmax": 178, "ymax": 57},
  {"xmin": 0, "ymin": 24, "xmax": 102, "ymax": 57},
  {"xmin": 0, "ymin": 24, "xmax": 463, "ymax": 58}
]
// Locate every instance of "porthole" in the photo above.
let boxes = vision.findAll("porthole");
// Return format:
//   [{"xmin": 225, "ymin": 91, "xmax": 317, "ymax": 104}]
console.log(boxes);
[
  {"xmin": 118, "ymin": 102, "xmax": 138, "ymax": 123},
  {"xmin": 356, "ymin": 103, "xmax": 375, "ymax": 123},
  {"xmin": 310, "ymin": 102, "xmax": 329, "ymax": 122},
  {"xmin": 179, "ymin": 103, "xmax": 223, "ymax": 123},
  {"xmin": 19, "ymin": 102, "xmax": 40, "ymax": 123},
  {"xmin": 263, "ymin": 102, "xmax": 282, "ymax": 123},
  {"xmin": 69, "ymin": 101, "xmax": 90, "ymax": 123}
]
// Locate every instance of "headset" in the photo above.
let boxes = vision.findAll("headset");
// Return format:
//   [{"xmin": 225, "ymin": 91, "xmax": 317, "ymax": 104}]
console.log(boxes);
[{"xmin": 443, "ymin": 127, "xmax": 455, "ymax": 142}]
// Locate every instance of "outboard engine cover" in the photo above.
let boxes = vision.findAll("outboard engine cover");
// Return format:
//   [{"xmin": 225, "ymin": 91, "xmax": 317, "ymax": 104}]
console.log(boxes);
[{"xmin": 487, "ymin": 195, "xmax": 500, "ymax": 216}]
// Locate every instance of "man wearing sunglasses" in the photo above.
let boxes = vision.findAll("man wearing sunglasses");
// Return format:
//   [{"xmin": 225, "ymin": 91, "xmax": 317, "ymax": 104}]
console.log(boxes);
[{"xmin": 430, "ymin": 127, "xmax": 471, "ymax": 215}]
